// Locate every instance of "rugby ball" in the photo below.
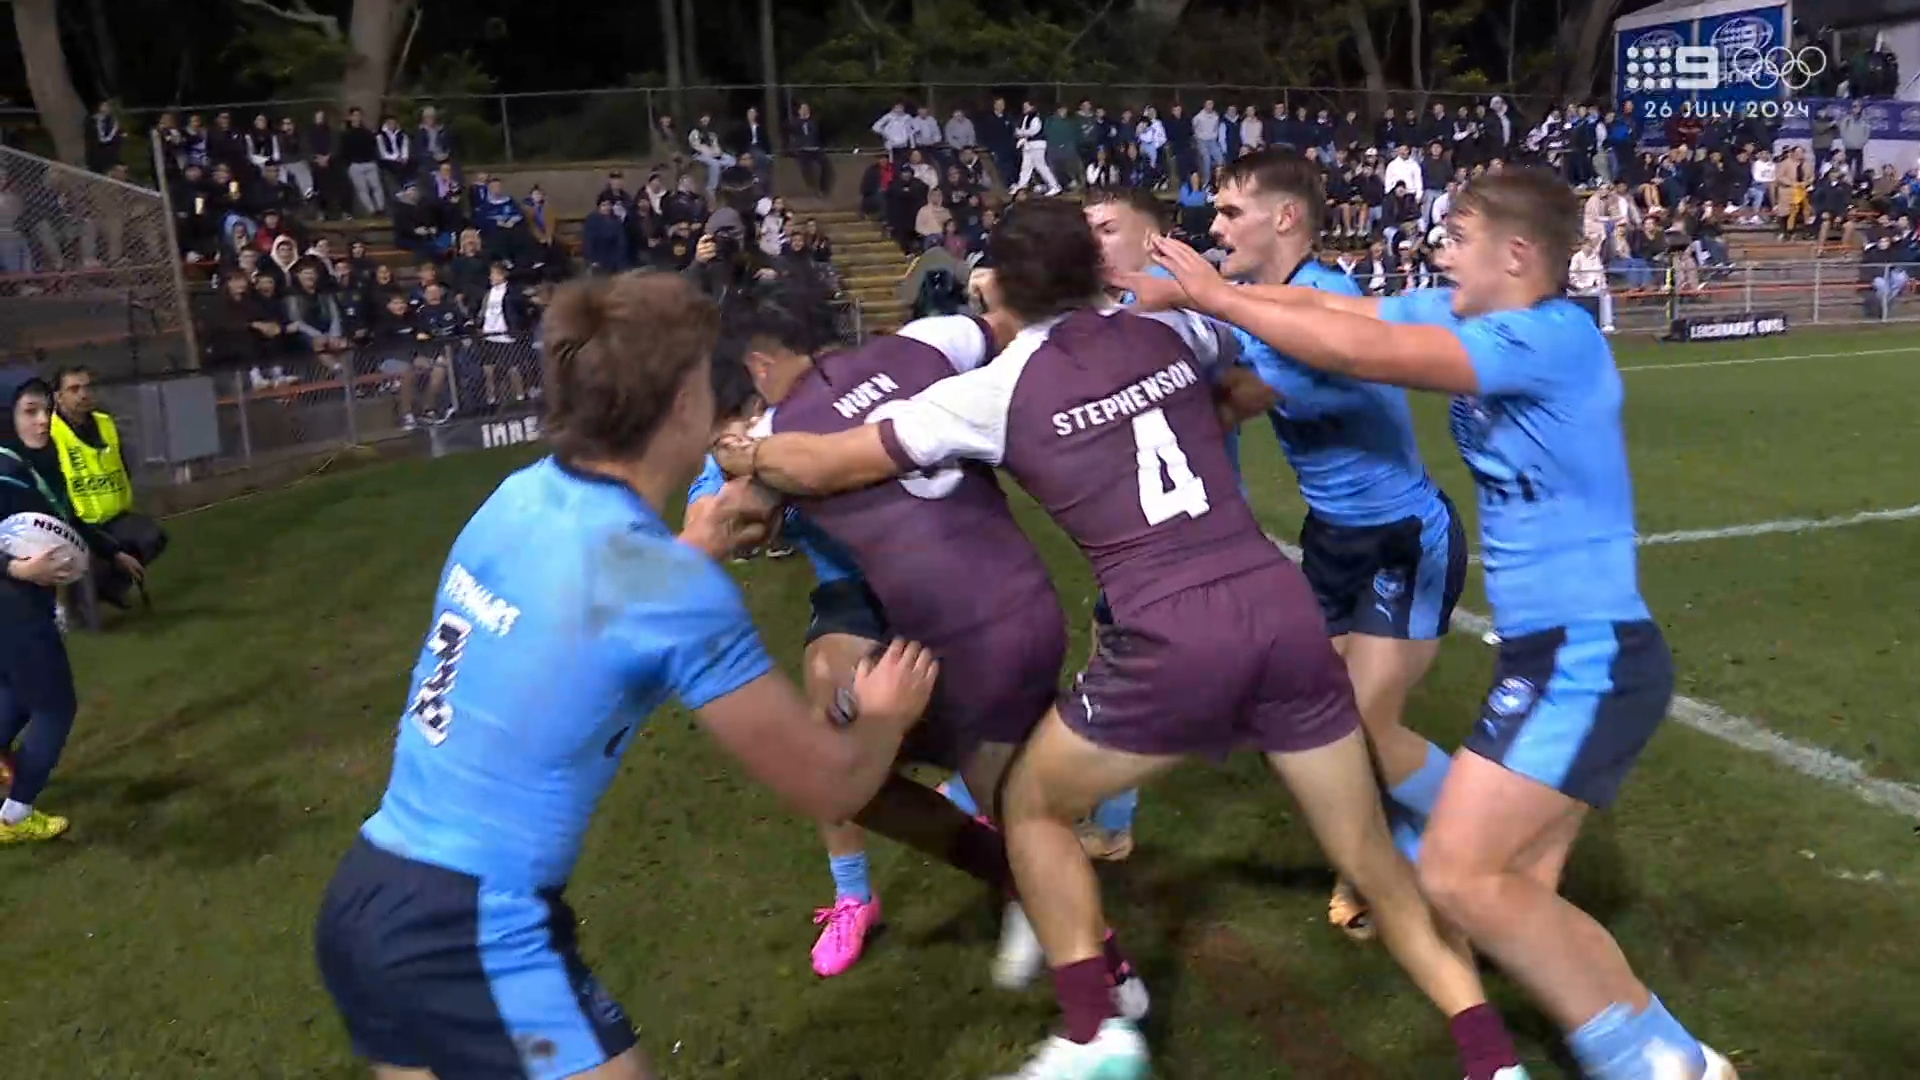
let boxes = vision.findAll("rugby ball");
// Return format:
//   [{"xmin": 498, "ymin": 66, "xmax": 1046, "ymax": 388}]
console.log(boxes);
[{"xmin": 0, "ymin": 512, "xmax": 88, "ymax": 585}]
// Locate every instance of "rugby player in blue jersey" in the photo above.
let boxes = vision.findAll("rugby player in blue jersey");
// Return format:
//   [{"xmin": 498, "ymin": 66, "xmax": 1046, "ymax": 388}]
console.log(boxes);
[
  {"xmin": 312, "ymin": 272, "xmax": 940, "ymax": 1080},
  {"xmin": 1147, "ymin": 169, "xmax": 1737, "ymax": 1080},
  {"xmin": 1200, "ymin": 148, "xmax": 1471, "ymax": 942}
]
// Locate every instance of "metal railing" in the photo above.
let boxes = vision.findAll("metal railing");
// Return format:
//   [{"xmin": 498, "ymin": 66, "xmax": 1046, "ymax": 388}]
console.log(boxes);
[
  {"xmin": 106, "ymin": 287, "xmax": 865, "ymax": 487},
  {"xmin": 37, "ymin": 83, "xmax": 1566, "ymax": 171}
]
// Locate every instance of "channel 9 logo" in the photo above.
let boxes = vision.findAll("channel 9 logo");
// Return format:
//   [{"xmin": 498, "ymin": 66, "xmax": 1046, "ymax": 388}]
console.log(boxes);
[{"xmin": 1625, "ymin": 38, "xmax": 1827, "ymax": 94}]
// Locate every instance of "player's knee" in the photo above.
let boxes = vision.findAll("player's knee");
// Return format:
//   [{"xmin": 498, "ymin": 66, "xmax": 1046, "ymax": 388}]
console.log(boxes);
[{"xmin": 1414, "ymin": 840, "xmax": 1481, "ymax": 924}]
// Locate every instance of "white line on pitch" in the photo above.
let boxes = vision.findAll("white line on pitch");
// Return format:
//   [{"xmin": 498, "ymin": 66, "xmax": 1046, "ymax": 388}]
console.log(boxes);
[
  {"xmin": 1264, "ymin": 534, "xmax": 1920, "ymax": 822},
  {"xmin": 1618, "ymin": 344, "xmax": 1920, "ymax": 373},
  {"xmin": 1459, "ymin": 504, "xmax": 1920, "ymax": 565},
  {"xmin": 1638, "ymin": 504, "xmax": 1920, "ymax": 545}
]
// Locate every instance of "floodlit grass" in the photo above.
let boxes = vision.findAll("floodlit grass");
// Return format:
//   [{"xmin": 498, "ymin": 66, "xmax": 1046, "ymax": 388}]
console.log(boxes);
[{"xmin": 2, "ymin": 329, "xmax": 1916, "ymax": 1078}]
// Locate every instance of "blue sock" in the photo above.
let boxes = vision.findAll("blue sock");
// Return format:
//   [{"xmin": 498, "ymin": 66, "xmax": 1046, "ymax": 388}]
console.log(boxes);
[
  {"xmin": 1568, "ymin": 995, "xmax": 1707, "ymax": 1080},
  {"xmin": 828, "ymin": 852, "xmax": 872, "ymax": 903},
  {"xmin": 940, "ymin": 775, "xmax": 980, "ymax": 817},
  {"xmin": 1092, "ymin": 788, "xmax": 1140, "ymax": 833},
  {"xmin": 1386, "ymin": 741, "xmax": 1452, "ymax": 819}
]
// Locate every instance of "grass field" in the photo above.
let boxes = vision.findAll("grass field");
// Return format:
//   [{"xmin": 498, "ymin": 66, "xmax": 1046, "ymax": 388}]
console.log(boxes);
[{"xmin": 4, "ymin": 327, "xmax": 1918, "ymax": 1079}]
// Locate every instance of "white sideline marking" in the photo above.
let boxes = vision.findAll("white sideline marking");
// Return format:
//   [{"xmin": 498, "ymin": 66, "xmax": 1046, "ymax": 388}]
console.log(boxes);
[
  {"xmin": 1638, "ymin": 504, "xmax": 1920, "ymax": 546},
  {"xmin": 1618, "ymin": 344, "xmax": 1920, "ymax": 372},
  {"xmin": 1458, "ymin": 504, "xmax": 1920, "ymax": 565},
  {"xmin": 1264, "ymin": 534, "xmax": 1920, "ymax": 821}
]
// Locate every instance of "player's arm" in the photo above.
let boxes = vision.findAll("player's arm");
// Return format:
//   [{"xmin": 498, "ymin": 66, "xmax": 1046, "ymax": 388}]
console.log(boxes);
[
  {"xmin": 1227, "ymin": 282, "xmax": 1382, "ymax": 318},
  {"xmin": 679, "ymin": 455, "xmax": 778, "ymax": 559},
  {"xmin": 694, "ymin": 640, "xmax": 938, "ymax": 823},
  {"xmin": 724, "ymin": 359, "xmax": 1016, "ymax": 497},
  {"xmin": 1198, "ymin": 290, "xmax": 1478, "ymax": 395}
]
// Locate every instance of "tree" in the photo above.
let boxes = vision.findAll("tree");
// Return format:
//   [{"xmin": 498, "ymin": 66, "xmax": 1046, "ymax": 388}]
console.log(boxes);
[
  {"xmin": 8, "ymin": 0, "xmax": 89, "ymax": 165},
  {"xmin": 231, "ymin": 0, "xmax": 415, "ymax": 115}
]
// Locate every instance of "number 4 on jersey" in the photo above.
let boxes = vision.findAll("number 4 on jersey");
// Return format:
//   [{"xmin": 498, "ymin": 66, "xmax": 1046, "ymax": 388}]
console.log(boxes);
[{"xmin": 1132, "ymin": 408, "xmax": 1209, "ymax": 525}]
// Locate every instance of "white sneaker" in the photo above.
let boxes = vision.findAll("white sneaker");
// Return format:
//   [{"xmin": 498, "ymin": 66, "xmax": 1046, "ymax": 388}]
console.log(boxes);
[
  {"xmin": 1482, "ymin": 1067, "xmax": 1532, "ymax": 1080},
  {"xmin": 994, "ymin": 901, "xmax": 1045, "ymax": 989},
  {"xmin": 995, "ymin": 1019, "xmax": 1148, "ymax": 1080},
  {"xmin": 1111, "ymin": 969, "xmax": 1150, "ymax": 1023}
]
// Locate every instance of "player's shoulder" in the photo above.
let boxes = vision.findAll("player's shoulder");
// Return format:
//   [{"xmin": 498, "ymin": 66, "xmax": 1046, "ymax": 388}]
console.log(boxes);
[
  {"xmin": 1377, "ymin": 286, "xmax": 1459, "ymax": 326},
  {"xmin": 1299, "ymin": 260, "xmax": 1364, "ymax": 297},
  {"xmin": 1470, "ymin": 299, "xmax": 1610, "ymax": 368}
]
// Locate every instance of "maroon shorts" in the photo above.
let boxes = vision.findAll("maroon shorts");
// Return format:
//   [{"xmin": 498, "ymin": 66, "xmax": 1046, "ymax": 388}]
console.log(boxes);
[
  {"xmin": 899, "ymin": 598, "xmax": 1067, "ymax": 770},
  {"xmin": 1061, "ymin": 561, "xmax": 1359, "ymax": 757}
]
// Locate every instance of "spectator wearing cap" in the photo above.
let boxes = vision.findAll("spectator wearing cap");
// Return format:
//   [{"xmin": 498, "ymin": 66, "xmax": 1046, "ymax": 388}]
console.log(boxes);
[{"xmin": 416, "ymin": 106, "xmax": 456, "ymax": 182}]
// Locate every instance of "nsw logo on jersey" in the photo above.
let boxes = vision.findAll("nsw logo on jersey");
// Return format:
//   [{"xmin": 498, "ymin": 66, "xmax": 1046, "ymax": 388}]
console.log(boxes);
[{"xmin": 1486, "ymin": 676, "xmax": 1537, "ymax": 720}]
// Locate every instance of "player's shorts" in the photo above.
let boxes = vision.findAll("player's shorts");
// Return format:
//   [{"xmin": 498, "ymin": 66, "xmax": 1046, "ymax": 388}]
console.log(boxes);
[
  {"xmin": 1464, "ymin": 620, "xmax": 1674, "ymax": 809},
  {"xmin": 804, "ymin": 577, "xmax": 889, "ymax": 646},
  {"xmin": 1297, "ymin": 491, "xmax": 1467, "ymax": 640},
  {"xmin": 1062, "ymin": 560, "xmax": 1359, "ymax": 758},
  {"xmin": 314, "ymin": 836, "xmax": 637, "ymax": 1079},
  {"xmin": 905, "ymin": 597, "xmax": 1067, "ymax": 770}
]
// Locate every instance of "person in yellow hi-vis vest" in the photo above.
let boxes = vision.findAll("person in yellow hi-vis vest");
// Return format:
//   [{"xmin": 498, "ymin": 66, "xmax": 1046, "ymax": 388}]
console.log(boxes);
[{"xmin": 49, "ymin": 366, "xmax": 167, "ymax": 609}]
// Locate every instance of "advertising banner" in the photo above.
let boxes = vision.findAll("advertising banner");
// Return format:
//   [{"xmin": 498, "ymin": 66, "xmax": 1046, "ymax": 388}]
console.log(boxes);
[
  {"xmin": 1777, "ymin": 98, "xmax": 1920, "ymax": 140},
  {"xmin": 1697, "ymin": 5, "xmax": 1792, "ymax": 105},
  {"xmin": 1668, "ymin": 310, "xmax": 1791, "ymax": 342}
]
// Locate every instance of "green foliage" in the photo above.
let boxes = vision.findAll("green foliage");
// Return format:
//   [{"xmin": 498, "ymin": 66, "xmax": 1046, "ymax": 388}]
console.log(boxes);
[
  {"xmin": 392, "ymin": 52, "xmax": 503, "ymax": 162},
  {"xmin": 224, "ymin": 18, "xmax": 351, "ymax": 102}
]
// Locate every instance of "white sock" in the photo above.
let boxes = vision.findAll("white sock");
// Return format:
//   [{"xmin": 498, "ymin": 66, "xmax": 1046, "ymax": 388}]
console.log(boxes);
[{"xmin": 2, "ymin": 799, "xmax": 32, "ymax": 825}]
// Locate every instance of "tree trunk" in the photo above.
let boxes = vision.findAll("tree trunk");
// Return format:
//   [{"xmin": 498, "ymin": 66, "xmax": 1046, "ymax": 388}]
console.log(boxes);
[
  {"xmin": 1505, "ymin": 0, "xmax": 1520, "ymax": 88},
  {"xmin": 1407, "ymin": 0, "xmax": 1425, "ymax": 105},
  {"xmin": 340, "ymin": 0, "xmax": 410, "ymax": 120},
  {"xmin": 1132, "ymin": 0, "xmax": 1190, "ymax": 24},
  {"xmin": 10, "ymin": 0, "xmax": 89, "ymax": 166},
  {"xmin": 84, "ymin": 0, "xmax": 118, "ymax": 99},
  {"xmin": 1557, "ymin": 0, "xmax": 1622, "ymax": 100},
  {"xmin": 759, "ymin": 0, "xmax": 779, "ymax": 149},
  {"xmin": 680, "ymin": 0, "xmax": 701, "ymax": 86},
  {"xmin": 1345, "ymin": 2, "xmax": 1390, "ymax": 119},
  {"xmin": 658, "ymin": 0, "xmax": 685, "ymax": 123}
]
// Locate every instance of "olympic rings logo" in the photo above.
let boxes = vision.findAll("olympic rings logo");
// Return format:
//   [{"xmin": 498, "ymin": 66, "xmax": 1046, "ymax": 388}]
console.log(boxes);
[{"xmin": 1728, "ymin": 46, "xmax": 1826, "ymax": 91}]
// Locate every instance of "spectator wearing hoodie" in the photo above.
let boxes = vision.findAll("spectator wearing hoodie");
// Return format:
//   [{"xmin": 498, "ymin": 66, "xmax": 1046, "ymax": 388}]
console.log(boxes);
[
  {"xmin": 285, "ymin": 263, "xmax": 349, "ymax": 367},
  {"xmin": 944, "ymin": 109, "xmax": 977, "ymax": 153},
  {"xmin": 582, "ymin": 195, "xmax": 632, "ymax": 274}
]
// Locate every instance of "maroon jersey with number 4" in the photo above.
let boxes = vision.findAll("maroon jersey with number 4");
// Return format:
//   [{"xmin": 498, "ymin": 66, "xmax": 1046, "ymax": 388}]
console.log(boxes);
[{"xmin": 875, "ymin": 305, "xmax": 1276, "ymax": 619}]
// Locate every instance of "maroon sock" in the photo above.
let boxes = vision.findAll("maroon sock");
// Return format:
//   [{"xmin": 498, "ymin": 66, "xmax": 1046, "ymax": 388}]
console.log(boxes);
[
  {"xmin": 1101, "ymin": 929, "xmax": 1134, "ymax": 982},
  {"xmin": 1449, "ymin": 1003, "xmax": 1521, "ymax": 1080},
  {"xmin": 1053, "ymin": 956, "xmax": 1117, "ymax": 1044},
  {"xmin": 948, "ymin": 817, "xmax": 1015, "ymax": 894}
]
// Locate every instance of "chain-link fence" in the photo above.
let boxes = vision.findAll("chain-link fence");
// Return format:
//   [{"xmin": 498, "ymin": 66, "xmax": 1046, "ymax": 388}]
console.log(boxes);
[{"xmin": 0, "ymin": 146, "xmax": 191, "ymax": 379}]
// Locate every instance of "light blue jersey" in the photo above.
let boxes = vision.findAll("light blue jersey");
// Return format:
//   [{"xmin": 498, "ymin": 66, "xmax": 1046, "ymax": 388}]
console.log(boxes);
[
  {"xmin": 687, "ymin": 454, "xmax": 861, "ymax": 585},
  {"xmin": 1378, "ymin": 288, "xmax": 1650, "ymax": 635},
  {"xmin": 1232, "ymin": 258, "xmax": 1439, "ymax": 527},
  {"xmin": 361, "ymin": 457, "xmax": 773, "ymax": 891}
]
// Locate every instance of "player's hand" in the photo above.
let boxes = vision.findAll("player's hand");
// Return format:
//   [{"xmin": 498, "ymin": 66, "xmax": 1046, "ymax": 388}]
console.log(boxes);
[
  {"xmin": 967, "ymin": 268, "xmax": 1002, "ymax": 313},
  {"xmin": 1111, "ymin": 270, "xmax": 1191, "ymax": 311},
  {"xmin": 711, "ymin": 432, "xmax": 758, "ymax": 479},
  {"xmin": 1149, "ymin": 235, "xmax": 1233, "ymax": 312},
  {"xmin": 850, "ymin": 639, "xmax": 940, "ymax": 732},
  {"xmin": 1215, "ymin": 366, "xmax": 1278, "ymax": 424},
  {"xmin": 7, "ymin": 550, "xmax": 74, "ymax": 588},
  {"xmin": 114, "ymin": 552, "xmax": 146, "ymax": 585},
  {"xmin": 704, "ymin": 477, "xmax": 778, "ymax": 551}
]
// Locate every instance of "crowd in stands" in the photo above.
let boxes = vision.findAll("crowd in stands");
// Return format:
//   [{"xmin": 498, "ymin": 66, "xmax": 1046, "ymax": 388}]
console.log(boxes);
[{"xmin": 852, "ymin": 92, "xmax": 1920, "ymax": 303}]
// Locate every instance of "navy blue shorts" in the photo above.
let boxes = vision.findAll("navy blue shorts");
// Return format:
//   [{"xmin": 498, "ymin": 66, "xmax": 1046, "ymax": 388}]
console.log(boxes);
[
  {"xmin": 1465, "ymin": 620, "xmax": 1674, "ymax": 809},
  {"xmin": 314, "ymin": 836, "xmax": 636, "ymax": 1079},
  {"xmin": 804, "ymin": 577, "xmax": 889, "ymax": 646},
  {"xmin": 1297, "ymin": 492, "xmax": 1467, "ymax": 640}
]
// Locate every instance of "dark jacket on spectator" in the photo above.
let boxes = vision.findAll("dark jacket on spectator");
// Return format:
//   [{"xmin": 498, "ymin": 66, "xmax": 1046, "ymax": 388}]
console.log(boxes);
[
  {"xmin": 416, "ymin": 123, "xmax": 455, "ymax": 174},
  {"xmin": 416, "ymin": 299, "xmax": 466, "ymax": 340},
  {"xmin": 86, "ymin": 112, "xmax": 123, "ymax": 173},
  {"xmin": 979, "ymin": 108, "xmax": 1016, "ymax": 155},
  {"xmin": 339, "ymin": 123, "xmax": 378, "ymax": 166},
  {"xmin": 391, "ymin": 198, "xmax": 439, "ymax": 255},
  {"xmin": 788, "ymin": 115, "xmax": 824, "ymax": 152},
  {"xmin": 581, "ymin": 209, "xmax": 632, "ymax": 272}
]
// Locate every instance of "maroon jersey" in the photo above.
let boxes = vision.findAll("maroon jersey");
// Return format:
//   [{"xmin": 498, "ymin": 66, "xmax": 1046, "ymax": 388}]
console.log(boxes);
[
  {"xmin": 876, "ymin": 306, "xmax": 1281, "ymax": 620},
  {"xmin": 763, "ymin": 315, "xmax": 1059, "ymax": 644}
]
